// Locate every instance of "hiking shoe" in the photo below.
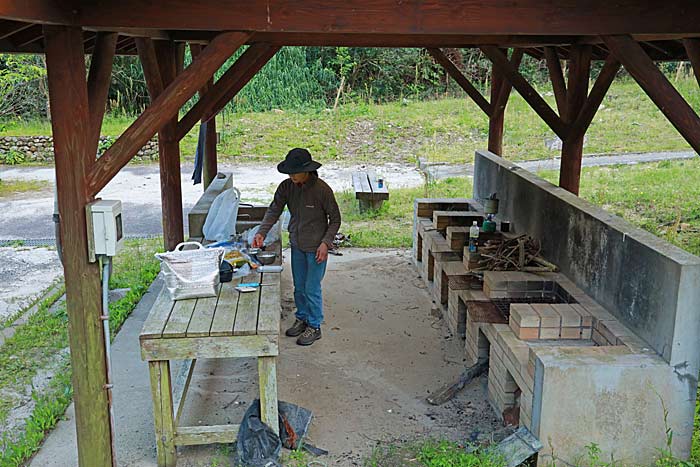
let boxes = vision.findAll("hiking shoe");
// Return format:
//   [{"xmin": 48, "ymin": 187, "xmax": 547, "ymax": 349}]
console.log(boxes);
[
  {"xmin": 296, "ymin": 327, "xmax": 322, "ymax": 346},
  {"xmin": 285, "ymin": 319, "xmax": 308, "ymax": 337}
]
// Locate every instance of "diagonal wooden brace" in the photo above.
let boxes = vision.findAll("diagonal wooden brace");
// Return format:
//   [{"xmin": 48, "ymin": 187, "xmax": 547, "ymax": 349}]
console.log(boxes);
[
  {"xmin": 427, "ymin": 47, "xmax": 492, "ymax": 116},
  {"xmin": 603, "ymin": 34, "xmax": 700, "ymax": 155},
  {"xmin": 87, "ymin": 31, "xmax": 250, "ymax": 196},
  {"xmin": 175, "ymin": 42, "xmax": 278, "ymax": 141},
  {"xmin": 482, "ymin": 45, "xmax": 568, "ymax": 139}
]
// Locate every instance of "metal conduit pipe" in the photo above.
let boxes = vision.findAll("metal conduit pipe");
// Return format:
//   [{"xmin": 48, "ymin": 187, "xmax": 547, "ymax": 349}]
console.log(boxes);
[{"xmin": 100, "ymin": 256, "xmax": 117, "ymax": 464}]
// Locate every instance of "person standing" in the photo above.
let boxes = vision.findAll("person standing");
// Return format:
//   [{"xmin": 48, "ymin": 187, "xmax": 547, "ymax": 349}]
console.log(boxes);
[{"xmin": 253, "ymin": 148, "xmax": 341, "ymax": 346}]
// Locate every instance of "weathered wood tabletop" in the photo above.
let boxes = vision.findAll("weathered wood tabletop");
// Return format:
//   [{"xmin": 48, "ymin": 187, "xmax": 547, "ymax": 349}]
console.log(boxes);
[{"xmin": 140, "ymin": 243, "xmax": 282, "ymax": 467}]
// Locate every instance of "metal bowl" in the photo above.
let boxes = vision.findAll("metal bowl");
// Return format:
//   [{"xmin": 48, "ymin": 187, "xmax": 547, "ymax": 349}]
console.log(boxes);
[
  {"xmin": 247, "ymin": 247, "xmax": 261, "ymax": 256},
  {"xmin": 257, "ymin": 252, "xmax": 277, "ymax": 265}
]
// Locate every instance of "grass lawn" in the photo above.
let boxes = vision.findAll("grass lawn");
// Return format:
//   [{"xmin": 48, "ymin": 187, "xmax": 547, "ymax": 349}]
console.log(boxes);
[
  {"xmin": 0, "ymin": 179, "xmax": 44, "ymax": 198},
  {"xmin": 1, "ymin": 78, "xmax": 698, "ymax": 166},
  {"xmin": 0, "ymin": 238, "xmax": 161, "ymax": 467}
]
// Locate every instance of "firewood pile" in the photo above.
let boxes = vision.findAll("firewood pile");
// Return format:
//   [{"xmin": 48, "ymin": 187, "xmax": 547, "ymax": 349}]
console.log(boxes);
[{"xmin": 476, "ymin": 235, "xmax": 558, "ymax": 272}]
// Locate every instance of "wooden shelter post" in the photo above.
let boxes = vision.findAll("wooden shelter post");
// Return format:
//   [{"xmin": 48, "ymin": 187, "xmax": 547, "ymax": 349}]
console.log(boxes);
[
  {"xmin": 488, "ymin": 50, "xmax": 522, "ymax": 155},
  {"xmin": 156, "ymin": 40, "xmax": 185, "ymax": 250},
  {"xmin": 137, "ymin": 38, "xmax": 185, "ymax": 251},
  {"xmin": 44, "ymin": 25, "xmax": 115, "ymax": 467},
  {"xmin": 191, "ymin": 43, "xmax": 218, "ymax": 189},
  {"xmin": 559, "ymin": 45, "xmax": 591, "ymax": 194}
]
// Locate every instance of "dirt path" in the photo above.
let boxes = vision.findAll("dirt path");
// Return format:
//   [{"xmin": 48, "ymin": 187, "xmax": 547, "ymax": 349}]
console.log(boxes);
[{"xmin": 30, "ymin": 249, "xmax": 501, "ymax": 467}]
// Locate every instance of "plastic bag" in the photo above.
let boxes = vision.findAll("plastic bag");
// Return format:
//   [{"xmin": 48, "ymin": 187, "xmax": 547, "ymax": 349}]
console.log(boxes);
[
  {"xmin": 155, "ymin": 242, "xmax": 224, "ymax": 300},
  {"xmin": 235, "ymin": 400, "xmax": 282, "ymax": 467},
  {"xmin": 234, "ymin": 400, "xmax": 319, "ymax": 466},
  {"xmin": 243, "ymin": 220, "xmax": 281, "ymax": 247},
  {"xmin": 203, "ymin": 187, "xmax": 241, "ymax": 242}
]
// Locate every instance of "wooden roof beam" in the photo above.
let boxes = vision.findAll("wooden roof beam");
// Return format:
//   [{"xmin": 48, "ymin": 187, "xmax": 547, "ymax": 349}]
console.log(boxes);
[
  {"xmin": 75, "ymin": 1, "xmax": 700, "ymax": 36},
  {"xmin": 87, "ymin": 31, "xmax": 251, "ymax": 196},
  {"xmin": 427, "ymin": 48, "xmax": 491, "ymax": 116},
  {"xmin": 0, "ymin": 2, "xmax": 73, "ymax": 25}
]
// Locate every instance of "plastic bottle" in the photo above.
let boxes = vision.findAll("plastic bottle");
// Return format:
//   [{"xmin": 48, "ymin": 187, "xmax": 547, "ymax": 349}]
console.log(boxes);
[{"xmin": 468, "ymin": 221, "xmax": 480, "ymax": 253}]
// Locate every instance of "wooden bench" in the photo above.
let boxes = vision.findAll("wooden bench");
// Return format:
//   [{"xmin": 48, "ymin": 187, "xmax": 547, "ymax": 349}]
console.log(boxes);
[
  {"xmin": 142, "ymin": 209, "xmax": 282, "ymax": 467},
  {"xmin": 352, "ymin": 171, "xmax": 389, "ymax": 212}
]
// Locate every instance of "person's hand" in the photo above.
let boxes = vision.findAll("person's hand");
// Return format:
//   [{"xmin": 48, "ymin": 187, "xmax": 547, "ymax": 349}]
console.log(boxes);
[
  {"xmin": 252, "ymin": 233, "xmax": 265, "ymax": 249},
  {"xmin": 315, "ymin": 242, "xmax": 329, "ymax": 263}
]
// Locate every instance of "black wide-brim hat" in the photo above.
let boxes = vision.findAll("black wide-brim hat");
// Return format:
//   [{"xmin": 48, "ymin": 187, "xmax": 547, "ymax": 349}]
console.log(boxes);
[{"xmin": 277, "ymin": 148, "xmax": 322, "ymax": 174}]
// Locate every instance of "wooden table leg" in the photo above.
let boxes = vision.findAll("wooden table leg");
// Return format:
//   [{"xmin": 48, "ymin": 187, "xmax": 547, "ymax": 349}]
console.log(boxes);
[
  {"xmin": 148, "ymin": 360, "xmax": 177, "ymax": 467},
  {"xmin": 258, "ymin": 356, "xmax": 279, "ymax": 435}
]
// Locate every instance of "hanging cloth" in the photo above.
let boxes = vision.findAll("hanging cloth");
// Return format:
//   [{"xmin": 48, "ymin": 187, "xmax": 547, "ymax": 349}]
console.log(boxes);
[{"xmin": 191, "ymin": 121, "xmax": 207, "ymax": 185}]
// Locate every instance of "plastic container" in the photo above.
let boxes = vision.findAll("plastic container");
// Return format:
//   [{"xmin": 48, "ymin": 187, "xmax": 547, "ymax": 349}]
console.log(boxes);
[{"xmin": 468, "ymin": 221, "xmax": 480, "ymax": 253}]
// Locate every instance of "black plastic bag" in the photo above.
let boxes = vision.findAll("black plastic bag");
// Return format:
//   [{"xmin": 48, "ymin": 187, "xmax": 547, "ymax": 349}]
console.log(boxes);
[
  {"xmin": 234, "ymin": 400, "xmax": 324, "ymax": 466},
  {"xmin": 235, "ymin": 400, "xmax": 282, "ymax": 467}
]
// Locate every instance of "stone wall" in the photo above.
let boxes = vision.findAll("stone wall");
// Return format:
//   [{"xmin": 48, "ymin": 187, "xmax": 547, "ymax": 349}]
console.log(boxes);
[{"xmin": 0, "ymin": 135, "xmax": 159, "ymax": 163}]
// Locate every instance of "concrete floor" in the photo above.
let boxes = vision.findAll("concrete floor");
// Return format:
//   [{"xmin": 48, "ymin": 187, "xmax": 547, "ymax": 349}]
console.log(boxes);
[{"xmin": 30, "ymin": 249, "xmax": 501, "ymax": 467}]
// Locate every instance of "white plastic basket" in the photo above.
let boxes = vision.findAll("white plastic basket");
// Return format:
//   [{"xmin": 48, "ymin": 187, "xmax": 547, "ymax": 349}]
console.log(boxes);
[{"xmin": 156, "ymin": 242, "xmax": 225, "ymax": 301}]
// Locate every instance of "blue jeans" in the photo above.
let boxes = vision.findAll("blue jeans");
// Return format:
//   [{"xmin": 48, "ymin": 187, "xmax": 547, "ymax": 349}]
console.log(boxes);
[{"xmin": 291, "ymin": 246, "xmax": 327, "ymax": 329}]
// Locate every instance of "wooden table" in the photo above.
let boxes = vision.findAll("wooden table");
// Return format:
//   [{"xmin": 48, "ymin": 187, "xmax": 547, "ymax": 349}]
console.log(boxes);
[{"xmin": 139, "ymin": 250, "xmax": 281, "ymax": 467}]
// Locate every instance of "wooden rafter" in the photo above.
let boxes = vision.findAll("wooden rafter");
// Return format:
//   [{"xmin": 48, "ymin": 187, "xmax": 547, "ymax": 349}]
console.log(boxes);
[
  {"xmin": 7, "ymin": 23, "xmax": 43, "ymax": 47},
  {"xmin": 683, "ymin": 38, "xmax": 700, "ymax": 88},
  {"xmin": 175, "ymin": 42, "xmax": 279, "ymax": 141},
  {"xmin": 481, "ymin": 45, "xmax": 568, "ymax": 139},
  {"xmin": 0, "ymin": 19, "xmax": 33, "ymax": 40},
  {"xmin": 426, "ymin": 47, "xmax": 491, "ymax": 116},
  {"xmin": 87, "ymin": 31, "xmax": 251, "ymax": 196},
  {"xmin": 603, "ymin": 34, "xmax": 700, "ymax": 155}
]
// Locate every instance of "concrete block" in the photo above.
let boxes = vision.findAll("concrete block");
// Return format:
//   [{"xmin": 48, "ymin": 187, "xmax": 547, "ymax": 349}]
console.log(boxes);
[{"xmin": 532, "ymin": 346, "xmax": 694, "ymax": 466}]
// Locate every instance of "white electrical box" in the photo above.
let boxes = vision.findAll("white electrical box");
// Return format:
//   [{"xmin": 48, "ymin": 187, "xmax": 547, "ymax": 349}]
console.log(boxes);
[{"xmin": 86, "ymin": 199, "xmax": 124, "ymax": 262}]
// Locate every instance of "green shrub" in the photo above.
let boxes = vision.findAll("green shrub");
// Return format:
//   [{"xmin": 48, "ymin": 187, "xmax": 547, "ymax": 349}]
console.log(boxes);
[{"xmin": 0, "ymin": 149, "xmax": 25, "ymax": 165}]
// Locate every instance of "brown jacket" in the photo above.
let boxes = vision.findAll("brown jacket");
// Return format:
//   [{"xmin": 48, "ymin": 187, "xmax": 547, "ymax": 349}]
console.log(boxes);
[{"xmin": 258, "ymin": 174, "xmax": 341, "ymax": 253}]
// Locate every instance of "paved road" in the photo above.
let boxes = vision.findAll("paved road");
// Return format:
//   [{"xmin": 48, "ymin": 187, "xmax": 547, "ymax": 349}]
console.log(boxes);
[
  {"xmin": 421, "ymin": 150, "xmax": 697, "ymax": 180},
  {"xmin": 0, "ymin": 162, "xmax": 423, "ymax": 241}
]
